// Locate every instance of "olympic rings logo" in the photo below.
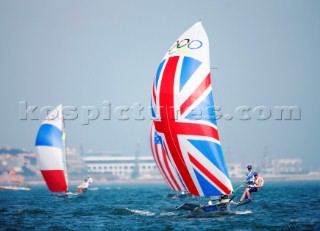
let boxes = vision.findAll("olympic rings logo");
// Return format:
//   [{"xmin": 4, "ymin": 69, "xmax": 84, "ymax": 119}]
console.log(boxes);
[{"xmin": 168, "ymin": 39, "xmax": 203, "ymax": 55}]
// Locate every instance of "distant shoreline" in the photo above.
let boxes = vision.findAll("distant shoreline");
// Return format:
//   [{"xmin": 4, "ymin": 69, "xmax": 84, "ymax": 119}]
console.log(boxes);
[
  {"xmin": 1, "ymin": 172, "xmax": 320, "ymax": 187},
  {"xmin": 1, "ymin": 173, "xmax": 318, "ymax": 187}
]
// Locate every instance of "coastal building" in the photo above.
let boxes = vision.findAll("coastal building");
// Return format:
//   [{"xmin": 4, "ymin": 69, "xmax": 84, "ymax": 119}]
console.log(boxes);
[
  {"xmin": 272, "ymin": 159, "xmax": 303, "ymax": 174},
  {"xmin": 227, "ymin": 162, "xmax": 243, "ymax": 178},
  {"xmin": 82, "ymin": 151, "xmax": 159, "ymax": 180},
  {"xmin": 0, "ymin": 149, "xmax": 37, "ymax": 176},
  {"xmin": 260, "ymin": 146, "xmax": 274, "ymax": 175},
  {"xmin": 65, "ymin": 147, "xmax": 87, "ymax": 175}
]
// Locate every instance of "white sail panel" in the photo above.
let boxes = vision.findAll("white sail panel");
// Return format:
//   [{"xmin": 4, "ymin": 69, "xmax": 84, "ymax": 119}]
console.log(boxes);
[
  {"xmin": 42, "ymin": 105, "xmax": 63, "ymax": 130},
  {"xmin": 36, "ymin": 146, "xmax": 64, "ymax": 170}
]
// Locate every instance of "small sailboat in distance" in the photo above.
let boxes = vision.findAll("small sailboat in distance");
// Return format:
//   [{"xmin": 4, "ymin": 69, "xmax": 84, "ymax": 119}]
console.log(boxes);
[
  {"xmin": 150, "ymin": 22, "xmax": 234, "ymax": 213},
  {"xmin": 0, "ymin": 180, "xmax": 31, "ymax": 191},
  {"xmin": 35, "ymin": 105, "xmax": 71, "ymax": 197},
  {"xmin": 0, "ymin": 170, "xmax": 31, "ymax": 191},
  {"xmin": 150, "ymin": 122, "xmax": 193, "ymax": 199}
]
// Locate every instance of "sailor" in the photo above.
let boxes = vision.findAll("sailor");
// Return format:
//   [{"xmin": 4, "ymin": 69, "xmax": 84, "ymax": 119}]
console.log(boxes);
[
  {"xmin": 208, "ymin": 195, "xmax": 229, "ymax": 205},
  {"xmin": 77, "ymin": 179, "xmax": 89, "ymax": 193},
  {"xmin": 244, "ymin": 165, "xmax": 254, "ymax": 185},
  {"xmin": 220, "ymin": 194, "xmax": 230, "ymax": 203},
  {"xmin": 87, "ymin": 175, "xmax": 93, "ymax": 186},
  {"xmin": 239, "ymin": 171, "xmax": 264, "ymax": 202}
]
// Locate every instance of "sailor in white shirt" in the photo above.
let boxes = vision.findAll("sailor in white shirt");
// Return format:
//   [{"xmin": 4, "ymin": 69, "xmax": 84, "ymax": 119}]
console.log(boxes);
[
  {"xmin": 87, "ymin": 176, "xmax": 93, "ymax": 186},
  {"xmin": 240, "ymin": 171, "xmax": 264, "ymax": 202},
  {"xmin": 77, "ymin": 179, "xmax": 89, "ymax": 193}
]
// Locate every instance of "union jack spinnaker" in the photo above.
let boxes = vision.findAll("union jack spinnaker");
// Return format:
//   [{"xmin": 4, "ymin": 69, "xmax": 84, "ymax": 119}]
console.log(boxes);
[{"xmin": 150, "ymin": 22, "xmax": 233, "ymax": 197}]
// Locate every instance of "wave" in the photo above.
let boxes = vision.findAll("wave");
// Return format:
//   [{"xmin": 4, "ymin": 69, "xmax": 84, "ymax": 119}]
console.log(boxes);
[
  {"xmin": 110, "ymin": 207, "xmax": 155, "ymax": 216},
  {"xmin": 159, "ymin": 212, "xmax": 176, "ymax": 216},
  {"xmin": 235, "ymin": 210, "xmax": 253, "ymax": 215},
  {"xmin": 105, "ymin": 187, "xmax": 122, "ymax": 190},
  {"xmin": 129, "ymin": 209, "xmax": 155, "ymax": 216},
  {"xmin": 14, "ymin": 208, "xmax": 51, "ymax": 215}
]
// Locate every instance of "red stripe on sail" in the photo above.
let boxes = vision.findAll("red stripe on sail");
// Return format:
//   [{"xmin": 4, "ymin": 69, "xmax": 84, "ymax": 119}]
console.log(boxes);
[
  {"xmin": 154, "ymin": 142, "xmax": 176, "ymax": 190},
  {"xmin": 154, "ymin": 56, "xmax": 199, "ymax": 196},
  {"xmin": 152, "ymin": 82, "xmax": 157, "ymax": 104},
  {"xmin": 161, "ymin": 143, "xmax": 182, "ymax": 191},
  {"xmin": 154, "ymin": 57, "xmax": 221, "ymax": 196},
  {"xmin": 154, "ymin": 56, "xmax": 200, "ymax": 196},
  {"xmin": 188, "ymin": 153, "xmax": 231, "ymax": 195},
  {"xmin": 149, "ymin": 124, "xmax": 175, "ymax": 190},
  {"xmin": 41, "ymin": 170, "xmax": 68, "ymax": 192},
  {"xmin": 180, "ymin": 73, "xmax": 212, "ymax": 115}
]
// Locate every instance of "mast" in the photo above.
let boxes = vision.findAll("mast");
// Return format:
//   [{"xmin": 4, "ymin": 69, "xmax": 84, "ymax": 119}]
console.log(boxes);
[{"xmin": 62, "ymin": 112, "xmax": 69, "ymax": 191}]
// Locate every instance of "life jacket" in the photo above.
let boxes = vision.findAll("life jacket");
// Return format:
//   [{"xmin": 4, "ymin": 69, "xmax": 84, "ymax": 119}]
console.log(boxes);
[{"xmin": 254, "ymin": 176, "xmax": 264, "ymax": 187}]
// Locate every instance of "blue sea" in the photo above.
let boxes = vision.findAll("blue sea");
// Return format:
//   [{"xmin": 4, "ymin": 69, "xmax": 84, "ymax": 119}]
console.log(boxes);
[{"xmin": 1, "ymin": 181, "xmax": 319, "ymax": 230}]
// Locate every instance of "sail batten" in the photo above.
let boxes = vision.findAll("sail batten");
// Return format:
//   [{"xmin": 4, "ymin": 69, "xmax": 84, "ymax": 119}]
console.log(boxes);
[
  {"xmin": 151, "ymin": 22, "xmax": 233, "ymax": 197},
  {"xmin": 35, "ymin": 105, "xmax": 68, "ymax": 193}
]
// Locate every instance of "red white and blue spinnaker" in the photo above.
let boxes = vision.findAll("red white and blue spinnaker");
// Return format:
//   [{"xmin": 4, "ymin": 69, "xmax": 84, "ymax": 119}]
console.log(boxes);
[
  {"xmin": 150, "ymin": 22, "xmax": 233, "ymax": 197},
  {"xmin": 35, "ymin": 105, "xmax": 68, "ymax": 193}
]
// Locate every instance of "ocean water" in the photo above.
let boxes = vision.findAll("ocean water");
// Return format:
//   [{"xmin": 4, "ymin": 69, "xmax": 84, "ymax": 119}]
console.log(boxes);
[{"xmin": 0, "ymin": 181, "xmax": 319, "ymax": 230}]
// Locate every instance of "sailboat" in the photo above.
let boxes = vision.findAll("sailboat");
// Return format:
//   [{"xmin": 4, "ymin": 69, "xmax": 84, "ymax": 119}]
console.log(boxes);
[
  {"xmin": 150, "ymin": 22, "xmax": 234, "ymax": 213},
  {"xmin": 150, "ymin": 122, "xmax": 192, "ymax": 199},
  {"xmin": 0, "ymin": 185, "xmax": 31, "ymax": 191},
  {"xmin": 35, "ymin": 105, "xmax": 72, "ymax": 197},
  {"xmin": 0, "ymin": 170, "xmax": 31, "ymax": 191},
  {"xmin": 0, "ymin": 180, "xmax": 31, "ymax": 191}
]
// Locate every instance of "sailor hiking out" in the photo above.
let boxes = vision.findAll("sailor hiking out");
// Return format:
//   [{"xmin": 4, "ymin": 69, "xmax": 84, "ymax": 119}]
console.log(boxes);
[
  {"xmin": 77, "ymin": 179, "xmax": 89, "ymax": 193},
  {"xmin": 240, "ymin": 171, "xmax": 264, "ymax": 203}
]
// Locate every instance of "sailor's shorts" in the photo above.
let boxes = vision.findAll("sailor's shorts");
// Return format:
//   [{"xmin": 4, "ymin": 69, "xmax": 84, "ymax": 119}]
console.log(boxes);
[{"xmin": 249, "ymin": 187, "xmax": 258, "ymax": 193}]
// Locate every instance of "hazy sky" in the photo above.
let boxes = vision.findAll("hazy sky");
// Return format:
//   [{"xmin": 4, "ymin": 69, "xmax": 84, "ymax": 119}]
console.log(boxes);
[{"xmin": 0, "ymin": 0, "xmax": 319, "ymax": 169}]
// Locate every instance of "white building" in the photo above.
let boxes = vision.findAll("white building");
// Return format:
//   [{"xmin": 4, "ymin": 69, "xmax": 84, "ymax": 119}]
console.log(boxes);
[
  {"xmin": 65, "ymin": 148, "xmax": 87, "ymax": 175},
  {"xmin": 83, "ymin": 153, "xmax": 159, "ymax": 180},
  {"xmin": 227, "ymin": 162, "xmax": 243, "ymax": 178},
  {"xmin": 272, "ymin": 159, "xmax": 302, "ymax": 174}
]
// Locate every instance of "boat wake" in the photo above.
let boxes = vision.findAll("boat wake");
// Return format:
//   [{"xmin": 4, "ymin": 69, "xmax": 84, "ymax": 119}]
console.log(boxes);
[
  {"xmin": 110, "ymin": 208, "xmax": 155, "ymax": 216},
  {"xmin": 234, "ymin": 210, "xmax": 253, "ymax": 215},
  {"xmin": 159, "ymin": 212, "xmax": 177, "ymax": 216},
  {"xmin": 129, "ymin": 209, "xmax": 155, "ymax": 216}
]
